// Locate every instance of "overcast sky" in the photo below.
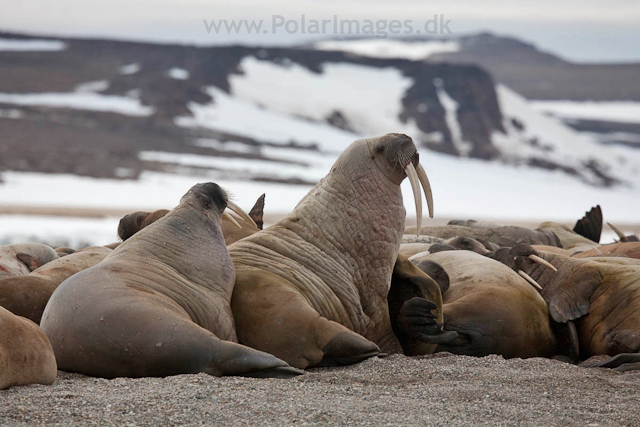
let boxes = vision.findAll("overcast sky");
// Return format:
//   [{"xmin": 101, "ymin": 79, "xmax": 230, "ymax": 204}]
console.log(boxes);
[{"xmin": 3, "ymin": 0, "xmax": 639, "ymax": 62}]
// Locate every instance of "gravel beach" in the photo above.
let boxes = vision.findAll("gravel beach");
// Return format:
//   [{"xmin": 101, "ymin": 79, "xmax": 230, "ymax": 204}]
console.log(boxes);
[{"xmin": 1, "ymin": 353, "xmax": 638, "ymax": 426}]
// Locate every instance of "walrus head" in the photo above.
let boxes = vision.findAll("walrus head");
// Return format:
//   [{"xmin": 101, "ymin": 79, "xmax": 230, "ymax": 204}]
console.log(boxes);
[
  {"xmin": 365, "ymin": 133, "xmax": 434, "ymax": 235},
  {"xmin": 117, "ymin": 211, "xmax": 149, "ymax": 241},
  {"xmin": 182, "ymin": 182, "xmax": 229, "ymax": 214}
]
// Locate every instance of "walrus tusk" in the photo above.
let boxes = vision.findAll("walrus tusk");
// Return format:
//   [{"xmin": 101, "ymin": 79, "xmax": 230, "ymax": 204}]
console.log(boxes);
[
  {"xmin": 223, "ymin": 210, "xmax": 242, "ymax": 229},
  {"xmin": 518, "ymin": 270, "xmax": 543, "ymax": 290},
  {"xmin": 607, "ymin": 222, "xmax": 626, "ymax": 240},
  {"xmin": 226, "ymin": 200, "xmax": 257, "ymax": 227},
  {"xmin": 529, "ymin": 254, "xmax": 557, "ymax": 272},
  {"xmin": 592, "ymin": 246, "xmax": 602, "ymax": 255},
  {"xmin": 416, "ymin": 163, "xmax": 434, "ymax": 219},
  {"xmin": 405, "ymin": 163, "xmax": 422, "ymax": 236}
]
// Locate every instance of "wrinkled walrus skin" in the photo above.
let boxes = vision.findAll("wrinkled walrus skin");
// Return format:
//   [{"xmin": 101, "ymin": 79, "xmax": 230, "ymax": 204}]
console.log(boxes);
[
  {"xmin": 507, "ymin": 250, "xmax": 640, "ymax": 371},
  {"xmin": 41, "ymin": 183, "xmax": 301, "ymax": 379},
  {"xmin": 229, "ymin": 134, "xmax": 440, "ymax": 369},
  {"xmin": 0, "ymin": 246, "xmax": 111, "ymax": 324},
  {"xmin": 0, "ymin": 243, "xmax": 59, "ymax": 279},
  {"xmin": 0, "ymin": 306, "xmax": 57, "ymax": 390},
  {"xmin": 410, "ymin": 251, "xmax": 556, "ymax": 359}
]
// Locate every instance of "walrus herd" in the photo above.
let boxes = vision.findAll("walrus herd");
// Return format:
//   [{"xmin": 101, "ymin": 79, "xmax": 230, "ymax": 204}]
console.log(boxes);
[{"xmin": 1, "ymin": 133, "xmax": 639, "ymax": 390}]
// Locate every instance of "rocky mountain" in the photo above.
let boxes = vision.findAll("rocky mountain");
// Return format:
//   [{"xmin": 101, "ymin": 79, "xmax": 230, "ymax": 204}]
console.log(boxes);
[{"xmin": 0, "ymin": 30, "xmax": 638, "ymax": 193}]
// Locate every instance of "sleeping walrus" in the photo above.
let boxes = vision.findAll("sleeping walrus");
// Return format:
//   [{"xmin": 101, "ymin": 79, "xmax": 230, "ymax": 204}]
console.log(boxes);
[
  {"xmin": 409, "ymin": 250, "xmax": 556, "ymax": 359},
  {"xmin": 228, "ymin": 133, "xmax": 450, "ymax": 369},
  {"xmin": 0, "ymin": 243, "xmax": 59, "ymax": 279},
  {"xmin": 499, "ymin": 248, "xmax": 640, "ymax": 371},
  {"xmin": 41, "ymin": 183, "xmax": 301, "ymax": 379},
  {"xmin": 0, "ymin": 246, "xmax": 112, "ymax": 324},
  {"xmin": 1, "ymin": 306, "xmax": 57, "ymax": 389}
]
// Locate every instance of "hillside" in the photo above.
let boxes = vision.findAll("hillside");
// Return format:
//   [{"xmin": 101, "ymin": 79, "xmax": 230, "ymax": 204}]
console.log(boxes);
[{"xmin": 1, "ymin": 30, "xmax": 640, "ymax": 245}]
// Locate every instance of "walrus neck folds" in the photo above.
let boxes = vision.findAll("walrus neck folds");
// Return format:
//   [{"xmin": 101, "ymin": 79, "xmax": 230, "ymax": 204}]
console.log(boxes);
[
  {"xmin": 118, "ymin": 202, "xmax": 235, "ymax": 295},
  {"xmin": 231, "ymin": 140, "xmax": 406, "ymax": 347}
]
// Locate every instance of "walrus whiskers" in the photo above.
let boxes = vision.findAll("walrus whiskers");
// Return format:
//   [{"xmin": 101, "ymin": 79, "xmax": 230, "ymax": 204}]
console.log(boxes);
[
  {"xmin": 529, "ymin": 254, "xmax": 558, "ymax": 272},
  {"xmin": 518, "ymin": 270, "xmax": 543, "ymax": 290}
]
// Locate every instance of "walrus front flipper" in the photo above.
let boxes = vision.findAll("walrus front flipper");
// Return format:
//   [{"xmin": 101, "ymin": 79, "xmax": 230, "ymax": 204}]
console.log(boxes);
[
  {"xmin": 573, "ymin": 205, "xmax": 602, "ymax": 243},
  {"xmin": 389, "ymin": 256, "xmax": 456, "ymax": 355},
  {"xmin": 582, "ymin": 353, "xmax": 640, "ymax": 371}
]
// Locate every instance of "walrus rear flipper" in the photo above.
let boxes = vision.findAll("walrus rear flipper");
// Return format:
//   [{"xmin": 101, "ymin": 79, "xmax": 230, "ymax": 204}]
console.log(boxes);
[
  {"xmin": 248, "ymin": 194, "xmax": 266, "ymax": 230},
  {"xmin": 582, "ymin": 353, "xmax": 640, "ymax": 371},
  {"xmin": 573, "ymin": 205, "xmax": 602, "ymax": 243}
]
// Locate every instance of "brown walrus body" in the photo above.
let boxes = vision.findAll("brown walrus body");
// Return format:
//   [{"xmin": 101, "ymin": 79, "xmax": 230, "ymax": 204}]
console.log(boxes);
[
  {"xmin": 0, "ymin": 306, "xmax": 57, "ymax": 389},
  {"xmin": 117, "ymin": 194, "xmax": 265, "ymax": 245},
  {"xmin": 229, "ymin": 134, "xmax": 444, "ymax": 369},
  {"xmin": 505, "ymin": 250, "xmax": 640, "ymax": 371},
  {"xmin": 41, "ymin": 183, "xmax": 301, "ymax": 379},
  {"xmin": 410, "ymin": 251, "xmax": 556, "ymax": 359},
  {"xmin": 572, "ymin": 242, "xmax": 640, "ymax": 259},
  {"xmin": 405, "ymin": 224, "xmax": 562, "ymax": 248},
  {"xmin": 0, "ymin": 243, "xmax": 59, "ymax": 279},
  {"xmin": 0, "ymin": 247, "xmax": 111, "ymax": 324}
]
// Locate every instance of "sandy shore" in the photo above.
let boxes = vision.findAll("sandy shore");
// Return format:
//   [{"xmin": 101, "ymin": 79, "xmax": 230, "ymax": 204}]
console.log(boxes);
[{"xmin": 1, "ymin": 354, "xmax": 638, "ymax": 426}]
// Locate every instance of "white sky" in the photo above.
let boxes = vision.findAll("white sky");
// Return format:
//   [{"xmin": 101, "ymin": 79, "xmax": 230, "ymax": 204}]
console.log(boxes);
[{"xmin": 1, "ymin": 0, "xmax": 639, "ymax": 62}]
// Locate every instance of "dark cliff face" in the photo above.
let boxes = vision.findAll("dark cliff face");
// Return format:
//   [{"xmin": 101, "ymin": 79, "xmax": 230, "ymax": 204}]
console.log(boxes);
[{"xmin": 0, "ymin": 32, "xmax": 507, "ymax": 181}]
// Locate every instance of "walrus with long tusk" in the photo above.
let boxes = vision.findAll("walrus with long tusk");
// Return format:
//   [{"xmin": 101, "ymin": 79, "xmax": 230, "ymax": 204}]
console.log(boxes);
[
  {"xmin": 41, "ymin": 183, "xmax": 302, "ymax": 379},
  {"xmin": 229, "ymin": 133, "xmax": 443, "ymax": 369}
]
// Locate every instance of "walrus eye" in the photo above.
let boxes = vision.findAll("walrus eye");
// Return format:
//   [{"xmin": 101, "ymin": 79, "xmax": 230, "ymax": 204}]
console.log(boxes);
[
  {"xmin": 376, "ymin": 145, "xmax": 384, "ymax": 154},
  {"xmin": 136, "ymin": 216, "xmax": 142, "ymax": 224}
]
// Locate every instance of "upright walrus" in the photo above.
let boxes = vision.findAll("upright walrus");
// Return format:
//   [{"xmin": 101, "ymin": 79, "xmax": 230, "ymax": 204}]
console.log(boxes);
[
  {"xmin": 40, "ymin": 183, "xmax": 301, "ymax": 379},
  {"xmin": 229, "ymin": 134, "xmax": 442, "ymax": 369}
]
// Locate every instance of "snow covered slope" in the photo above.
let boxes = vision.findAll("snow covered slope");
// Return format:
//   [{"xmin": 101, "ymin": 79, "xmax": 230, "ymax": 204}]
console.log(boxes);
[{"xmin": 0, "ymin": 32, "xmax": 639, "ymax": 247}]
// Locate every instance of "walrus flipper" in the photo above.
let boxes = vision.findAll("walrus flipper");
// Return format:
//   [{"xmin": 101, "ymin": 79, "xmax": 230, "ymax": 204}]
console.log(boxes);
[
  {"xmin": 582, "ymin": 353, "xmax": 640, "ymax": 371},
  {"xmin": 573, "ymin": 205, "xmax": 602, "ymax": 243},
  {"xmin": 248, "ymin": 194, "xmax": 266, "ymax": 230}
]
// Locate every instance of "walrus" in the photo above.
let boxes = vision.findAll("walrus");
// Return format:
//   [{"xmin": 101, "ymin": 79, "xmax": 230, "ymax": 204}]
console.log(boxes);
[
  {"xmin": 0, "ymin": 246, "xmax": 112, "ymax": 324},
  {"xmin": 499, "ymin": 248, "xmax": 640, "ymax": 371},
  {"xmin": 0, "ymin": 306, "xmax": 57, "ymax": 389},
  {"xmin": 0, "ymin": 243, "xmax": 59, "ymax": 279},
  {"xmin": 572, "ymin": 242, "xmax": 640, "ymax": 259},
  {"xmin": 117, "ymin": 194, "xmax": 266, "ymax": 245},
  {"xmin": 54, "ymin": 247, "xmax": 76, "ymax": 258},
  {"xmin": 228, "ymin": 133, "xmax": 448, "ymax": 369},
  {"xmin": 399, "ymin": 236, "xmax": 489, "ymax": 258},
  {"xmin": 40, "ymin": 183, "xmax": 301, "ymax": 379},
  {"xmin": 388, "ymin": 255, "xmax": 458, "ymax": 356},
  {"xmin": 409, "ymin": 250, "xmax": 556, "ymax": 359}
]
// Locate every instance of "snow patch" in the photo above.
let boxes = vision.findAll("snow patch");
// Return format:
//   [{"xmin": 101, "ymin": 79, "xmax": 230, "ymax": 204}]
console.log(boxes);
[
  {"xmin": 0, "ymin": 92, "xmax": 154, "ymax": 116},
  {"xmin": 314, "ymin": 39, "xmax": 460, "ymax": 60},
  {"xmin": 531, "ymin": 100, "xmax": 640, "ymax": 124},
  {"xmin": 74, "ymin": 80, "xmax": 110, "ymax": 93},
  {"xmin": 0, "ymin": 108, "xmax": 24, "ymax": 119},
  {"xmin": 228, "ymin": 56, "xmax": 420, "ymax": 137},
  {"xmin": 175, "ymin": 86, "xmax": 356, "ymax": 152},
  {"xmin": 167, "ymin": 67, "xmax": 189, "ymax": 80},
  {"xmin": 119, "ymin": 63, "xmax": 141, "ymax": 75},
  {"xmin": 0, "ymin": 38, "xmax": 66, "ymax": 51}
]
